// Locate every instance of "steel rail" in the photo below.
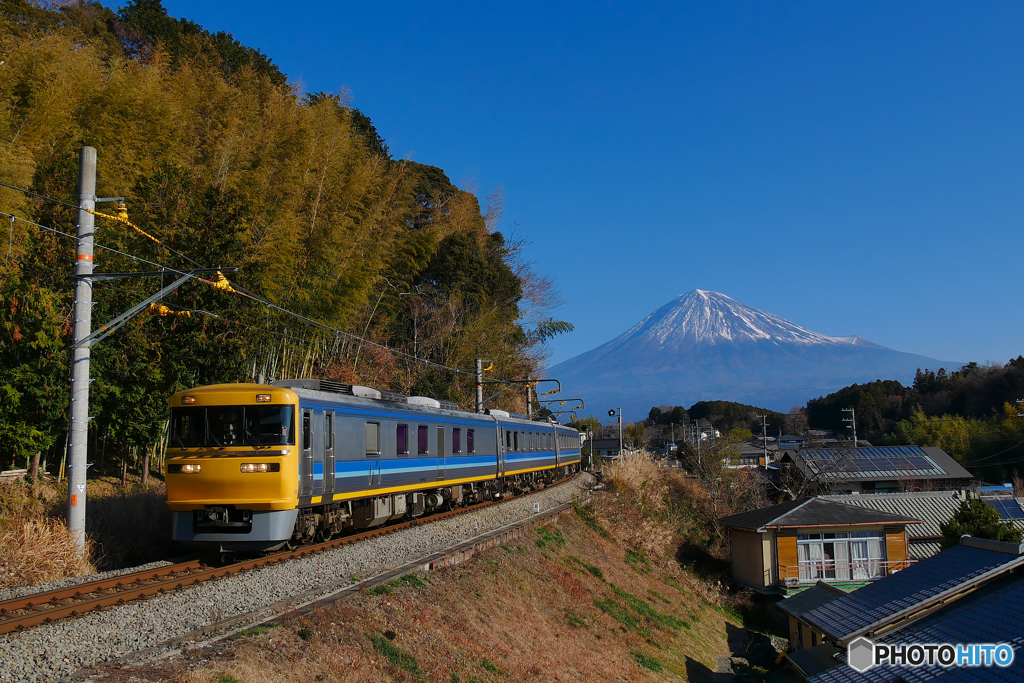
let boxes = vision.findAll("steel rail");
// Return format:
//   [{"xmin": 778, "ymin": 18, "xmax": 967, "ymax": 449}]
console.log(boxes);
[{"xmin": 0, "ymin": 473, "xmax": 574, "ymax": 635}]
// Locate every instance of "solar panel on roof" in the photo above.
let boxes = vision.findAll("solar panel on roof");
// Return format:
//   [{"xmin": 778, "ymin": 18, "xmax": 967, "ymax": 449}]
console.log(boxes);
[{"xmin": 991, "ymin": 500, "xmax": 1024, "ymax": 520}]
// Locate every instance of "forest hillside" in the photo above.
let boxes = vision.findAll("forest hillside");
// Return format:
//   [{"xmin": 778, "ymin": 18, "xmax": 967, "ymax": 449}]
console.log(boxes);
[{"xmin": 0, "ymin": 0, "xmax": 569, "ymax": 473}]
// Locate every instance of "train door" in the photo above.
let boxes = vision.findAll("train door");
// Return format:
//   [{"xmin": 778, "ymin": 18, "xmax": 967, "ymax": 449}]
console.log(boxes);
[
  {"xmin": 324, "ymin": 411, "xmax": 335, "ymax": 496},
  {"xmin": 496, "ymin": 423, "xmax": 505, "ymax": 478},
  {"xmin": 300, "ymin": 409, "xmax": 313, "ymax": 497},
  {"xmin": 311, "ymin": 410, "xmax": 325, "ymax": 497},
  {"xmin": 367, "ymin": 422, "xmax": 383, "ymax": 489},
  {"xmin": 436, "ymin": 426, "xmax": 445, "ymax": 480},
  {"xmin": 554, "ymin": 429, "xmax": 561, "ymax": 467}
]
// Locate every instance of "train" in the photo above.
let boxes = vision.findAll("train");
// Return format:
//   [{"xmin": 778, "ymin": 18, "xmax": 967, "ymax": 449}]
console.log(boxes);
[{"xmin": 164, "ymin": 379, "xmax": 583, "ymax": 551}]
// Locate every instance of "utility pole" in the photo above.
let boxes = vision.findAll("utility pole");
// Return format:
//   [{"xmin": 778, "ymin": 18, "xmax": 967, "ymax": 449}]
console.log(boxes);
[
  {"xmin": 526, "ymin": 377, "xmax": 532, "ymax": 418},
  {"xmin": 759, "ymin": 414, "xmax": 768, "ymax": 465},
  {"xmin": 842, "ymin": 407, "xmax": 857, "ymax": 446},
  {"xmin": 475, "ymin": 359, "xmax": 484, "ymax": 413},
  {"xmin": 694, "ymin": 419, "xmax": 702, "ymax": 468},
  {"xmin": 66, "ymin": 146, "xmax": 96, "ymax": 555},
  {"xmin": 608, "ymin": 408, "xmax": 622, "ymax": 456}
]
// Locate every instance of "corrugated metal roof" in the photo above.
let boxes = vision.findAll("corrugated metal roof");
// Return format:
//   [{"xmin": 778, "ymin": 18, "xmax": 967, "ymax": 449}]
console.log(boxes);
[
  {"xmin": 909, "ymin": 540, "xmax": 943, "ymax": 560},
  {"xmin": 801, "ymin": 541, "xmax": 1024, "ymax": 643},
  {"xmin": 810, "ymin": 574, "xmax": 1024, "ymax": 683},
  {"xmin": 822, "ymin": 491, "xmax": 966, "ymax": 539}
]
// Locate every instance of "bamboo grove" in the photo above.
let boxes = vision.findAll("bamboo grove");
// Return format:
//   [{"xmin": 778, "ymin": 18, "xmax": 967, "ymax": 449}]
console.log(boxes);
[{"xmin": 0, "ymin": 0, "xmax": 572, "ymax": 474}]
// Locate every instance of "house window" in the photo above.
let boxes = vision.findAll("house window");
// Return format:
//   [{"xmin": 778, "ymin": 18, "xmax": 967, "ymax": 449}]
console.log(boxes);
[
  {"xmin": 453, "ymin": 428, "xmax": 462, "ymax": 454},
  {"xmin": 797, "ymin": 531, "xmax": 886, "ymax": 583}
]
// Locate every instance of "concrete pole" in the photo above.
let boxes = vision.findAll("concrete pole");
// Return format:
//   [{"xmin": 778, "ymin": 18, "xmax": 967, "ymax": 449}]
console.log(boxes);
[
  {"xmin": 617, "ymin": 407, "xmax": 622, "ymax": 456},
  {"xmin": 67, "ymin": 146, "xmax": 96, "ymax": 555},
  {"xmin": 475, "ymin": 359, "xmax": 483, "ymax": 413}
]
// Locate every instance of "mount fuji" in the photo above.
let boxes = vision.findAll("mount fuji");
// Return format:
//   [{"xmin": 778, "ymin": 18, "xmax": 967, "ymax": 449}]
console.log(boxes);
[{"xmin": 547, "ymin": 290, "xmax": 961, "ymax": 419}]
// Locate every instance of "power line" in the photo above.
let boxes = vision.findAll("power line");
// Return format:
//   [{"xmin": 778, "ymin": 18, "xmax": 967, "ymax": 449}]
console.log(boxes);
[
  {"xmin": 2, "ymin": 208, "xmax": 506, "ymax": 384},
  {"xmin": 0, "ymin": 180, "xmax": 207, "ymax": 269}
]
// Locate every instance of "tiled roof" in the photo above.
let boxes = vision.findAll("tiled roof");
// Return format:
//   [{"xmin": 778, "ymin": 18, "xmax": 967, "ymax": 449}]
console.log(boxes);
[
  {"xmin": 719, "ymin": 497, "xmax": 814, "ymax": 531},
  {"xmin": 810, "ymin": 573, "xmax": 1024, "ymax": 683},
  {"xmin": 821, "ymin": 491, "xmax": 966, "ymax": 539},
  {"xmin": 720, "ymin": 498, "xmax": 920, "ymax": 531},
  {"xmin": 801, "ymin": 539, "xmax": 1024, "ymax": 644},
  {"xmin": 777, "ymin": 581, "xmax": 847, "ymax": 618},
  {"xmin": 775, "ymin": 499, "xmax": 920, "ymax": 529}
]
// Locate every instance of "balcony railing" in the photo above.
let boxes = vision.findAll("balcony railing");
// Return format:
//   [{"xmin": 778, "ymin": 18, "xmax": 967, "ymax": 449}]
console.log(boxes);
[{"xmin": 778, "ymin": 558, "xmax": 915, "ymax": 587}]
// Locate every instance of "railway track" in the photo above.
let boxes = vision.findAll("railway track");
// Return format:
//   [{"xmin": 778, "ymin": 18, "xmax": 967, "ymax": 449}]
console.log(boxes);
[{"xmin": 0, "ymin": 477, "xmax": 574, "ymax": 636}]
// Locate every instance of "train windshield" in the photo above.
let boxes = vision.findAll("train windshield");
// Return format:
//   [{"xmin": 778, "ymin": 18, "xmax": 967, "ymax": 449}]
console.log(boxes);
[{"xmin": 170, "ymin": 405, "xmax": 294, "ymax": 448}]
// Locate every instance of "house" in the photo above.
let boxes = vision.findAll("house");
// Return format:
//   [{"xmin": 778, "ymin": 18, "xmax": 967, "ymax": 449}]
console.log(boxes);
[
  {"xmin": 731, "ymin": 442, "xmax": 770, "ymax": 468},
  {"xmin": 719, "ymin": 498, "xmax": 920, "ymax": 595},
  {"xmin": 785, "ymin": 536, "xmax": 1024, "ymax": 681},
  {"xmin": 821, "ymin": 490, "xmax": 971, "ymax": 560},
  {"xmin": 779, "ymin": 446, "xmax": 974, "ymax": 495},
  {"xmin": 589, "ymin": 438, "xmax": 621, "ymax": 459}
]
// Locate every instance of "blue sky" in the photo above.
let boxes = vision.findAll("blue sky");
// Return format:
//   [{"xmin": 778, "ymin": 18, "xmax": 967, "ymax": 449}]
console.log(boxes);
[{"xmin": 156, "ymin": 1, "xmax": 1024, "ymax": 368}]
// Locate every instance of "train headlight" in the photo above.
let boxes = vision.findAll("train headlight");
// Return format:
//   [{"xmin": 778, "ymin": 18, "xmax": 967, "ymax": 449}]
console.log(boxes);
[
  {"xmin": 180, "ymin": 464, "xmax": 201, "ymax": 473},
  {"xmin": 181, "ymin": 396, "xmax": 196, "ymax": 404},
  {"xmin": 241, "ymin": 463, "xmax": 271, "ymax": 473},
  {"xmin": 255, "ymin": 394, "xmax": 271, "ymax": 403}
]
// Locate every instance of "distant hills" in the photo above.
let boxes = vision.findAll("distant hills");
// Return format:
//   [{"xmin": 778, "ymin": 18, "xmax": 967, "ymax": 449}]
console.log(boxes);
[{"xmin": 547, "ymin": 290, "xmax": 962, "ymax": 419}]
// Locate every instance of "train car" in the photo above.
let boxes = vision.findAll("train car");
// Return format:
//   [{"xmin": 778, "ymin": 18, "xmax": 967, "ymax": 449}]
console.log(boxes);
[{"xmin": 165, "ymin": 379, "xmax": 582, "ymax": 551}]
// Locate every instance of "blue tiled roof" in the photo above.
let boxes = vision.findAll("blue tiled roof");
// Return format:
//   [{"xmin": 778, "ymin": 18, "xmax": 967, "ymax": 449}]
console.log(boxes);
[
  {"xmin": 810, "ymin": 574, "xmax": 1024, "ymax": 683},
  {"xmin": 802, "ymin": 543, "xmax": 1024, "ymax": 643}
]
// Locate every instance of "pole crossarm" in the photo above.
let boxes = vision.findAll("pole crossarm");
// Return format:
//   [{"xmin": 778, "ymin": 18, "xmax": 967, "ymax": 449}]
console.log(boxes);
[
  {"xmin": 479, "ymin": 376, "xmax": 561, "ymax": 409},
  {"xmin": 536, "ymin": 397, "xmax": 584, "ymax": 409},
  {"xmin": 72, "ymin": 273, "xmax": 195, "ymax": 348},
  {"xmin": 480, "ymin": 377, "xmax": 561, "ymax": 392}
]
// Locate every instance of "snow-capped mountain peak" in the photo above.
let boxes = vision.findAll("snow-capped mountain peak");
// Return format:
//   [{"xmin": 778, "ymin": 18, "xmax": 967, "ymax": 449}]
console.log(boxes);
[
  {"xmin": 616, "ymin": 289, "xmax": 847, "ymax": 348},
  {"xmin": 547, "ymin": 289, "xmax": 960, "ymax": 418}
]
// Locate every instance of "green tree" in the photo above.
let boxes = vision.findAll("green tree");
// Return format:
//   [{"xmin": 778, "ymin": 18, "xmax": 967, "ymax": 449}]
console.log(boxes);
[
  {"xmin": 624, "ymin": 421, "xmax": 646, "ymax": 449},
  {"xmin": 940, "ymin": 499, "xmax": 1023, "ymax": 550}
]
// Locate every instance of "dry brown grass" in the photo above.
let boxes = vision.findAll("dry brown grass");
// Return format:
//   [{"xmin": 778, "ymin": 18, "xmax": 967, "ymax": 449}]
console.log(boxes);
[
  {"xmin": 0, "ymin": 475, "xmax": 172, "ymax": 588},
  {"xmin": 149, "ymin": 514, "xmax": 740, "ymax": 683},
  {"xmin": 0, "ymin": 516, "xmax": 93, "ymax": 588},
  {"xmin": 87, "ymin": 461, "xmax": 770, "ymax": 683}
]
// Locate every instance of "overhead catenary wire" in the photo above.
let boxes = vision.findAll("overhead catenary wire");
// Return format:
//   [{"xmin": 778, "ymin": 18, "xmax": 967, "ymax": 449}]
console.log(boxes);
[{"xmin": 1, "ymin": 207, "xmax": 510, "ymax": 385}]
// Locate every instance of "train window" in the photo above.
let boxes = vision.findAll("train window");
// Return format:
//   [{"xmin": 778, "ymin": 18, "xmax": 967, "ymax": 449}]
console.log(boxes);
[
  {"xmin": 325, "ymin": 413, "xmax": 334, "ymax": 451},
  {"xmin": 513, "ymin": 431, "xmax": 519, "ymax": 451},
  {"xmin": 506, "ymin": 430, "xmax": 512, "ymax": 450},
  {"xmin": 396, "ymin": 424, "xmax": 408, "ymax": 455},
  {"xmin": 302, "ymin": 412, "xmax": 311, "ymax": 451},
  {"xmin": 453, "ymin": 428, "xmax": 462, "ymax": 454},
  {"xmin": 366, "ymin": 422, "xmax": 380, "ymax": 455},
  {"xmin": 467, "ymin": 429, "xmax": 475, "ymax": 453},
  {"xmin": 418, "ymin": 425, "xmax": 429, "ymax": 454}
]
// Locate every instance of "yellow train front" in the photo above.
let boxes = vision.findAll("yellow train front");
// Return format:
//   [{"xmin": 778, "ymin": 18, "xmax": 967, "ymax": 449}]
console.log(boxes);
[
  {"xmin": 166, "ymin": 384, "xmax": 301, "ymax": 551},
  {"xmin": 165, "ymin": 380, "xmax": 582, "ymax": 552}
]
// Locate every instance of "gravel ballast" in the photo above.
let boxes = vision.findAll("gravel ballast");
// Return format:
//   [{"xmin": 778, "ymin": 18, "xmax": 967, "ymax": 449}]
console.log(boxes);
[{"xmin": 0, "ymin": 474, "xmax": 594, "ymax": 682}]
